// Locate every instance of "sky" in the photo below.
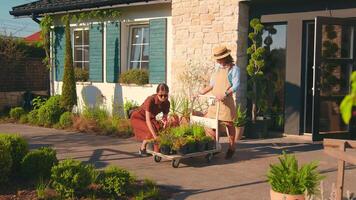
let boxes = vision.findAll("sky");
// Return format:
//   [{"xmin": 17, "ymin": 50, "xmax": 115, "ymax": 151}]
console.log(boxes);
[{"xmin": 0, "ymin": 0, "xmax": 40, "ymax": 37}]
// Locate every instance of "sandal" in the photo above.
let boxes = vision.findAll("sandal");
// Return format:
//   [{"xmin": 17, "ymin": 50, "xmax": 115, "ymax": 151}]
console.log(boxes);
[
  {"xmin": 138, "ymin": 148, "xmax": 148, "ymax": 157},
  {"xmin": 225, "ymin": 148, "xmax": 235, "ymax": 160}
]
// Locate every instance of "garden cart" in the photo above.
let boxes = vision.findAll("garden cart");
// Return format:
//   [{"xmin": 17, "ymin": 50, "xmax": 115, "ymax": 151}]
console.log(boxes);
[{"xmin": 147, "ymin": 95, "xmax": 226, "ymax": 168}]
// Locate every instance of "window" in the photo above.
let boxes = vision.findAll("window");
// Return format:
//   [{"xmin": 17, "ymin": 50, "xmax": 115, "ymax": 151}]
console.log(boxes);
[
  {"xmin": 128, "ymin": 25, "xmax": 149, "ymax": 70},
  {"xmin": 73, "ymin": 28, "xmax": 89, "ymax": 69}
]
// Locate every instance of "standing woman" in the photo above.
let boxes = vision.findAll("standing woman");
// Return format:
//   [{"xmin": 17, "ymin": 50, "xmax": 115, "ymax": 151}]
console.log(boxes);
[
  {"xmin": 130, "ymin": 83, "xmax": 170, "ymax": 156},
  {"xmin": 198, "ymin": 46, "xmax": 241, "ymax": 159}
]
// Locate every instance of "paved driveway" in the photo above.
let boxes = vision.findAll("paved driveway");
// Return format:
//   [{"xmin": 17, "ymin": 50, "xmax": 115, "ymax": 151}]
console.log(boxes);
[{"xmin": 0, "ymin": 123, "xmax": 355, "ymax": 200}]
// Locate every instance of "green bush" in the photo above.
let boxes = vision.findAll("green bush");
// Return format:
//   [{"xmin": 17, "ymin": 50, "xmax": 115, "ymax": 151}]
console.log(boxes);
[
  {"xmin": 0, "ymin": 141, "xmax": 12, "ymax": 184},
  {"xmin": 82, "ymin": 106, "xmax": 108, "ymax": 122},
  {"xmin": 74, "ymin": 67, "xmax": 89, "ymax": 82},
  {"xmin": 135, "ymin": 179, "xmax": 161, "ymax": 200},
  {"xmin": 38, "ymin": 95, "xmax": 65, "ymax": 126},
  {"xmin": 119, "ymin": 69, "xmax": 149, "ymax": 85},
  {"xmin": 19, "ymin": 114, "xmax": 28, "ymax": 124},
  {"xmin": 98, "ymin": 166, "xmax": 135, "ymax": 198},
  {"xmin": 59, "ymin": 112, "xmax": 73, "ymax": 128},
  {"xmin": 21, "ymin": 147, "xmax": 58, "ymax": 180},
  {"xmin": 28, "ymin": 109, "xmax": 39, "ymax": 125},
  {"xmin": 123, "ymin": 99, "xmax": 139, "ymax": 119},
  {"xmin": 51, "ymin": 159, "xmax": 96, "ymax": 199},
  {"xmin": 0, "ymin": 134, "xmax": 29, "ymax": 174},
  {"xmin": 9, "ymin": 107, "xmax": 25, "ymax": 120}
]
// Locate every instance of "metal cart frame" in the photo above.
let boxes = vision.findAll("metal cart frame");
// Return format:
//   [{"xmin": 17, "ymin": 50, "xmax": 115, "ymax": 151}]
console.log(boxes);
[{"xmin": 147, "ymin": 95, "xmax": 224, "ymax": 168}]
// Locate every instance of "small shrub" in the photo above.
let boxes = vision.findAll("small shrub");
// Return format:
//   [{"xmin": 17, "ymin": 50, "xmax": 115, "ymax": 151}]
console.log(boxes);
[
  {"xmin": 36, "ymin": 178, "xmax": 49, "ymax": 199},
  {"xmin": 99, "ymin": 119, "xmax": 117, "ymax": 135},
  {"xmin": 123, "ymin": 99, "xmax": 139, "ymax": 119},
  {"xmin": 59, "ymin": 112, "xmax": 73, "ymax": 128},
  {"xmin": 51, "ymin": 159, "xmax": 96, "ymax": 199},
  {"xmin": 119, "ymin": 69, "xmax": 149, "ymax": 85},
  {"xmin": 21, "ymin": 147, "xmax": 58, "ymax": 180},
  {"xmin": 32, "ymin": 96, "xmax": 47, "ymax": 110},
  {"xmin": 19, "ymin": 114, "xmax": 28, "ymax": 124},
  {"xmin": 38, "ymin": 95, "xmax": 65, "ymax": 126},
  {"xmin": 9, "ymin": 107, "xmax": 25, "ymax": 120},
  {"xmin": 75, "ymin": 67, "xmax": 89, "ymax": 82},
  {"xmin": 28, "ymin": 109, "xmax": 39, "ymax": 125},
  {"xmin": 0, "ymin": 134, "xmax": 29, "ymax": 174},
  {"xmin": 0, "ymin": 141, "xmax": 12, "ymax": 184},
  {"xmin": 98, "ymin": 166, "xmax": 135, "ymax": 198},
  {"xmin": 116, "ymin": 119, "xmax": 133, "ymax": 138},
  {"xmin": 82, "ymin": 106, "xmax": 108, "ymax": 122}
]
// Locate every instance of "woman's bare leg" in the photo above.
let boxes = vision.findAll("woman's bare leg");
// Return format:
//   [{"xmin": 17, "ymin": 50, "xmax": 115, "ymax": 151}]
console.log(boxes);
[
  {"xmin": 141, "ymin": 140, "xmax": 147, "ymax": 150},
  {"xmin": 226, "ymin": 124, "xmax": 236, "ymax": 150}
]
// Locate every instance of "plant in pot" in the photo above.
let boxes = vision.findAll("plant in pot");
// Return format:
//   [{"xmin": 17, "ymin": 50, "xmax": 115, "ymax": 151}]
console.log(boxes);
[
  {"xmin": 233, "ymin": 104, "xmax": 248, "ymax": 139},
  {"xmin": 185, "ymin": 135, "xmax": 196, "ymax": 154},
  {"xmin": 172, "ymin": 137, "xmax": 188, "ymax": 155},
  {"xmin": 159, "ymin": 134, "xmax": 173, "ymax": 155},
  {"xmin": 168, "ymin": 96, "xmax": 181, "ymax": 127},
  {"xmin": 267, "ymin": 152, "xmax": 324, "ymax": 200},
  {"xmin": 246, "ymin": 18, "xmax": 269, "ymax": 139},
  {"xmin": 192, "ymin": 124, "xmax": 206, "ymax": 152},
  {"xmin": 202, "ymin": 136, "xmax": 214, "ymax": 150}
]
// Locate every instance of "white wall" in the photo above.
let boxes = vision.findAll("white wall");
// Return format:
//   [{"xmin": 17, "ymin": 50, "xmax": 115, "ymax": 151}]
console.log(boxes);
[{"xmin": 51, "ymin": 3, "xmax": 172, "ymax": 115}]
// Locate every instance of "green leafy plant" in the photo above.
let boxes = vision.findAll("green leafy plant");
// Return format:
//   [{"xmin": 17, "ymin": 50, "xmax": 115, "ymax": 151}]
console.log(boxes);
[
  {"xmin": 36, "ymin": 177, "xmax": 50, "ymax": 200},
  {"xmin": 74, "ymin": 67, "xmax": 89, "ymax": 82},
  {"xmin": 98, "ymin": 166, "xmax": 135, "ymax": 198},
  {"xmin": 233, "ymin": 104, "xmax": 248, "ymax": 127},
  {"xmin": 51, "ymin": 159, "xmax": 96, "ymax": 199},
  {"xmin": 0, "ymin": 140, "xmax": 12, "ymax": 184},
  {"xmin": 340, "ymin": 71, "xmax": 356, "ymax": 124},
  {"xmin": 40, "ymin": 15, "xmax": 53, "ymax": 68},
  {"xmin": 0, "ymin": 134, "xmax": 29, "ymax": 174},
  {"xmin": 60, "ymin": 14, "xmax": 77, "ymax": 112},
  {"xmin": 247, "ymin": 18, "xmax": 268, "ymax": 122},
  {"xmin": 191, "ymin": 123, "xmax": 205, "ymax": 139},
  {"xmin": 9, "ymin": 107, "xmax": 25, "ymax": 120},
  {"xmin": 21, "ymin": 147, "xmax": 58, "ymax": 181},
  {"xmin": 28, "ymin": 109, "xmax": 39, "ymax": 125},
  {"xmin": 135, "ymin": 179, "xmax": 161, "ymax": 200},
  {"xmin": 82, "ymin": 105, "xmax": 108, "ymax": 122},
  {"xmin": 59, "ymin": 111, "xmax": 73, "ymax": 128},
  {"xmin": 32, "ymin": 96, "xmax": 47, "ymax": 110},
  {"xmin": 123, "ymin": 99, "xmax": 139, "ymax": 119},
  {"xmin": 119, "ymin": 69, "xmax": 149, "ymax": 85},
  {"xmin": 37, "ymin": 95, "xmax": 65, "ymax": 126},
  {"xmin": 267, "ymin": 152, "xmax": 325, "ymax": 197},
  {"xmin": 19, "ymin": 114, "xmax": 28, "ymax": 124}
]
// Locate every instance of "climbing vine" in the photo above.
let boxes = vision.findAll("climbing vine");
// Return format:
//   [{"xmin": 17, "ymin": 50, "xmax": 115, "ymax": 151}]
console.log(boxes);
[{"xmin": 40, "ymin": 14, "xmax": 53, "ymax": 68}]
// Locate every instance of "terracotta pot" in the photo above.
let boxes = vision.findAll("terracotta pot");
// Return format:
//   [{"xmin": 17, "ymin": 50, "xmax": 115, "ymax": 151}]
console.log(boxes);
[
  {"xmin": 153, "ymin": 143, "xmax": 160, "ymax": 153},
  {"xmin": 235, "ymin": 126, "xmax": 245, "ymax": 141},
  {"xmin": 270, "ymin": 189, "xmax": 305, "ymax": 200}
]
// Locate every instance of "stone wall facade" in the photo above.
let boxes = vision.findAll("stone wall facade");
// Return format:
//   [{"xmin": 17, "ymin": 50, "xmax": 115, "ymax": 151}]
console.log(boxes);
[{"xmin": 171, "ymin": 0, "xmax": 249, "ymax": 107}]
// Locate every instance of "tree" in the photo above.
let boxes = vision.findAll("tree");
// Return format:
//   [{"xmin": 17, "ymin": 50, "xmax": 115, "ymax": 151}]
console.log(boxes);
[
  {"xmin": 246, "ymin": 18, "xmax": 267, "ymax": 122},
  {"xmin": 60, "ymin": 15, "xmax": 77, "ymax": 111}
]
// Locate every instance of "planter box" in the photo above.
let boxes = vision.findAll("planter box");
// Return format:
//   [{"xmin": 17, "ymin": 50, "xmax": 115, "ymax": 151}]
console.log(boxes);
[{"xmin": 245, "ymin": 119, "xmax": 269, "ymax": 139}]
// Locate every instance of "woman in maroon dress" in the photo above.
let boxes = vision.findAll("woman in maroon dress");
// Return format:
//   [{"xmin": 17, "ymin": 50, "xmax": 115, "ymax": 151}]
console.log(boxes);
[{"xmin": 130, "ymin": 83, "xmax": 170, "ymax": 156}]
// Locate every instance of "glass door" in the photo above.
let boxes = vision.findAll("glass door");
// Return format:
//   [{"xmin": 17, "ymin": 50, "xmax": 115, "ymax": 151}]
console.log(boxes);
[{"xmin": 312, "ymin": 16, "xmax": 356, "ymax": 141}]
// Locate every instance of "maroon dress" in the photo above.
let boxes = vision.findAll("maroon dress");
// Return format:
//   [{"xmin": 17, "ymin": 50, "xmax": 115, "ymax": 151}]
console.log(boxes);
[{"xmin": 130, "ymin": 94, "xmax": 170, "ymax": 141}]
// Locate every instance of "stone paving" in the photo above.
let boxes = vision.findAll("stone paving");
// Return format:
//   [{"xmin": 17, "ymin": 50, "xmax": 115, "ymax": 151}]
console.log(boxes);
[{"xmin": 0, "ymin": 123, "xmax": 355, "ymax": 200}]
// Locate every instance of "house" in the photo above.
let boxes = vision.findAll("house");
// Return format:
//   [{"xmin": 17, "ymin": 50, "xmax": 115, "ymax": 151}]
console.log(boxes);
[{"xmin": 10, "ymin": 0, "xmax": 355, "ymax": 140}]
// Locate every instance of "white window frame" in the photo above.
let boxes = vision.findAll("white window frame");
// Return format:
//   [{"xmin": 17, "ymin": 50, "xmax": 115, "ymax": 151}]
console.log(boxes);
[
  {"xmin": 128, "ymin": 24, "xmax": 149, "ymax": 70},
  {"xmin": 72, "ymin": 27, "xmax": 89, "ymax": 69}
]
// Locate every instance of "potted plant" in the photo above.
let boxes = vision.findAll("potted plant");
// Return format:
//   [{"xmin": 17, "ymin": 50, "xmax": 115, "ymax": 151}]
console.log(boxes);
[
  {"xmin": 233, "ymin": 104, "xmax": 248, "ymax": 139},
  {"xmin": 267, "ymin": 152, "xmax": 324, "ymax": 200},
  {"xmin": 246, "ymin": 18, "xmax": 269, "ymax": 138},
  {"xmin": 202, "ymin": 136, "xmax": 214, "ymax": 150},
  {"xmin": 172, "ymin": 137, "xmax": 188, "ymax": 155},
  {"xmin": 159, "ymin": 134, "xmax": 173, "ymax": 155}
]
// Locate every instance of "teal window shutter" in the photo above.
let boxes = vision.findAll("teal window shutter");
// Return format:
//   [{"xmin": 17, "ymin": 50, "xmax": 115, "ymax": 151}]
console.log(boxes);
[
  {"xmin": 106, "ymin": 22, "xmax": 120, "ymax": 83},
  {"xmin": 54, "ymin": 27, "xmax": 65, "ymax": 81},
  {"xmin": 89, "ymin": 24, "xmax": 103, "ymax": 82},
  {"xmin": 149, "ymin": 18, "xmax": 167, "ymax": 84}
]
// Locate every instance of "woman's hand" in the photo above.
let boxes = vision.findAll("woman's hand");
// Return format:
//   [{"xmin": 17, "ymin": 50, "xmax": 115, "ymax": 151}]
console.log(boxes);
[{"xmin": 215, "ymin": 93, "xmax": 226, "ymax": 101}]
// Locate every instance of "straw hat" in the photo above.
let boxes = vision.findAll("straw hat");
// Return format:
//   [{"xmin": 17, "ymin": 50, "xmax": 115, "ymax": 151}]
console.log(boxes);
[{"xmin": 213, "ymin": 45, "xmax": 231, "ymax": 59}]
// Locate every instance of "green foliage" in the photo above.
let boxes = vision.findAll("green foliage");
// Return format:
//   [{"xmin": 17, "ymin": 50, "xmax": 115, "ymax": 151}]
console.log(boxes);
[
  {"xmin": 98, "ymin": 166, "xmax": 135, "ymax": 198},
  {"xmin": 9, "ymin": 107, "xmax": 25, "ymax": 120},
  {"xmin": 267, "ymin": 152, "xmax": 325, "ymax": 197},
  {"xmin": 233, "ymin": 104, "xmax": 248, "ymax": 127},
  {"xmin": 32, "ymin": 96, "xmax": 47, "ymax": 110},
  {"xmin": 0, "ymin": 134, "xmax": 29, "ymax": 174},
  {"xmin": 82, "ymin": 105, "xmax": 108, "ymax": 122},
  {"xmin": 59, "ymin": 112, "xmax": 73, "ymax": 128},
  {"xmin": 40, "ymin": 15, "xmax": 53, "ymax": 67},
  {"xmin": 247, "ymin": 18, "xmax": 268, "ymax": 121},
  {"xmin": 28, "ymin": 109, "xmax": 39, "ymax": 125},
  {"xmin": 340, "ymin": 71, "xmax": 356, "ymax": 124},
  {"xmin": 123, "ymin": 99, "xmax": 139, "ymax": 119},
  {"xmin": 19, "ymin": 114, "xmax": 28, "ymax": 124},
  {"xmin": 74, "ymin": 67, "xmax": 89, "ymax": 82},
  {"xmin": 0, "ymin": 140, "xmax": 12, "ymax": 184},
  {"xmin": 36, "ymin": 177, "xmax": 49, "ymax": 200},
  {"xmin": 37, "ymin": 95, "xmax": 65, "ymax": 126},
  {"xmin": 119, "ymin": 69, "xmax": 149, "ymax": 85},
  {"xmin": 191, "ymin": 124, "xmax": 205, "ymax": 139},
  {"xmin": 51, "ymin": 159, "xmax": 96, "ymax": 199},
  {"xmin": 21, "ymin": 147, "xmax": 58, "ymax": 180},
  {"xmin": 61, "ymin": 15, "xmax": 77, "ymax": 112},
  {"xmin": 135, "ymin": 179, "xmax": 161, "ymax": 200}
]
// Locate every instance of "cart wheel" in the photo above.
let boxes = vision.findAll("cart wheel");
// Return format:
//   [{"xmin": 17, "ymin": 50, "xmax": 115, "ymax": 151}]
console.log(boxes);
[
  {"xmin": 205, "ymin": 153, "xmax": 213, "ymax": 163},
  {"xmin": 172, "ymin": 159, "xmax": 180, "ymax": 168},
  {"xmin": 154, "ymin": 155, "xmax": 162, "ymax": 163}
]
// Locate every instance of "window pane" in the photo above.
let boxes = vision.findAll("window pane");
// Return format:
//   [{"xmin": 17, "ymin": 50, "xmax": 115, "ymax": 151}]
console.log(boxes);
[
  {"xmin": 130, "ymin": 45, "xmax": 141, "ymax": 62},
  {"xmin": 142, "ymin": 44, "xmax": 149, "ymax": 61},
  {"xmin": 142, "ymin": 27, "xmax": 149, "ymax": 44},
  {"xmin": 131, "ymin": 27, "xmax": 143, "ymax": 45},
  {"xmin": 130, "ymin": 62, "xmax": 140, "ymax": 69},
  {"xmin": 74, "ymin": 47, "xmax": 83, "ymax": 62},
  {"xmin": 74, "ymin": 31, "xmax": 82, "ymax": 45},
  {"xmin": 83, "ymin": 30, "xmax": 89, "ymax": 45},
  {"xmin": 321, "ymin": 25, "xmax": 353, "ymax": 58},
  {"xmin": 141, "ymin": 62, "xmax": 149, "ymax": 70},
  {"xmin": 83, "ymin": 46, "xmax": 89, "ymax": 62},
  {"xmin": 74, "ymin": 62, "xmax": 82, "ymax": 68}
]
